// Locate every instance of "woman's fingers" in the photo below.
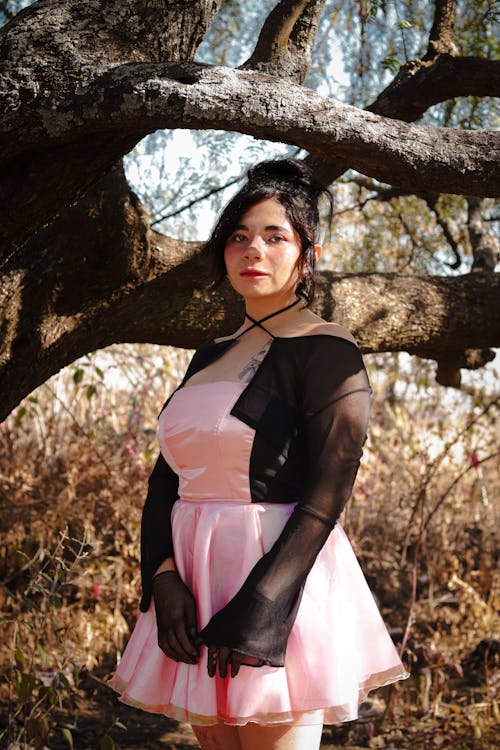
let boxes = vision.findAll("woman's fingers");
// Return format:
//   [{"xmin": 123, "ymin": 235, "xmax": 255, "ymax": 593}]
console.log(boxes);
[
  {"xmin": 206, "ymin": 646, "xmax": 247, "ymax": 678},
  {"xmin": 175, "ymin": 620, "xmax": 200, "ymax": 661},
  {"xmin": 207, "ymin": 645, "xmax": 219, "ymax": 677},
  {"xmin": 217, "ymin": 647, "xmax": 232, "ymax": 678},
  {"xmin": 230, "ymin": 650, "xmax": 245, "ymax": 678},
  {"xmin": 158, "ymin": 623, "xmax": 199, "ymax": 663}
]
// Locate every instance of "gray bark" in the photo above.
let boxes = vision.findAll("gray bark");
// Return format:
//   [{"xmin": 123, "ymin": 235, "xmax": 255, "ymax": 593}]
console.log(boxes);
[
  {"xmin": 0, "ymin": 0, "xmax": 498, "ymax": 418},
  {"xmin": 1, "ymin": 164, "xmax": 498, "ymax": 420},
  {"xmin": 2, "ymin": 63, "xmax": 499, "ymax": 253}
]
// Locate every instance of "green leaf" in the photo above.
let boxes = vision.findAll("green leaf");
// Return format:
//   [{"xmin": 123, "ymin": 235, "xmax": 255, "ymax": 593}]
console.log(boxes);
[
  {"xmin": 95, "ymin": 366, "xmax": 104, "ymax": 379},
  {"xmin": 397, "ymin": 19, "xmax": 412, "ymax": 28},
  {"xmin": 100, "ymin": 735, "xmax": 116, "ymax": 750},
  {"xmin": 60, "ymin": 727, "xmax": 74, "ymax": 748},
  {"xmin": 58, "ymin": 670, "xmax": 71, "ymax": 689},
  {"xmin": 86, "ymin": 384, "xmax": 97, "ymax": 399},
  {"xmin": 26, "ymin": 716, "xmax": 49, "ymax": 747},
  {"xmin": 17, "ymin": 672, "xmax": 37, "ymax": 702},
  {"xmin": 15, "ymin": 406, "xmax": 27, "ymax": 424},
  {"xmin": 73, "ymin": 368, "xmax": 84, "ymax": 384},
  {"xmin": 14, "ymin": 648, "xmax": 25, "ymax": 666},
  {"xmin": 36, "ymin": 643, "xmax": 50, "ymax": 665},
  {"xmin": 381, "ymin": 56, "xmax": 400, "ymax": 73}
]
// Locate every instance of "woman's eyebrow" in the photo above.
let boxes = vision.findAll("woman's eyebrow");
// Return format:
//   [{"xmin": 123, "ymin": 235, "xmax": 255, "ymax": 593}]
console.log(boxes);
[{"xmin": 233, "ymin": 224, "xmax": 289, "ymax": 231}]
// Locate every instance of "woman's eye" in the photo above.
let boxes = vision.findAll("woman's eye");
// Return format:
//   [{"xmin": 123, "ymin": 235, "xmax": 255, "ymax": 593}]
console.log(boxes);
[
  {"xmin": 231, "ymin": 233, "xmax": 247, "ymax": 242},
  {"xmin": 269, "ymin": 235, "xmax": 286, "ymax": 243}
]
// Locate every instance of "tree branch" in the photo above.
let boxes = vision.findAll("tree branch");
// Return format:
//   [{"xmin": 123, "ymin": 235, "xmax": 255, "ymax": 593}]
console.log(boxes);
[
  {"xmin": 467, "ymin": 197, "xmax": 500, "ymax": 272},
  {"xmin": 241, "ymin": 0, "xmax": 326, "ymax": 83},
  {"xmin": 425, "ymin": 0, "xmax": 458, "ymax": 59},
  {"xmin": 424, "ymin": 195, "xmax": 462, "ymax": 269},
  {"xmin": 1, "ymin": 160, "xmax": 499, "ymax": 418},
  {"xmin": 306, "ymin": 55, "xmax": 500, "ymax": 186},
  {"xmin": 1, "ymin": 63, "xmax": 498, "ymax": 254},
  {"xmin": 367, "ymin": 56, "xmax": 499, "ymax": 121}
]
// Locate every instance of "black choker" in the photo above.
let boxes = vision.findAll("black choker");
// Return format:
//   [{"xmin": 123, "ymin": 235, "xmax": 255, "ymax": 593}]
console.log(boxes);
[{"xmin": 238, "ymin": 298, "xmax": 302, "ymax": 339}]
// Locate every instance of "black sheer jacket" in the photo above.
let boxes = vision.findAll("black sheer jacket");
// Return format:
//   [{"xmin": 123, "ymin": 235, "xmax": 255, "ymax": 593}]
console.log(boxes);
[{"xmin": 140, "ymin": 334, "xmax": 372, "ymax": 667}]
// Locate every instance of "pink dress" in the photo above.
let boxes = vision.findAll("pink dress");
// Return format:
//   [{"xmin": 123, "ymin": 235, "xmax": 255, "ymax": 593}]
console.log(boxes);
[{"xmin": 109, "ymin": 376, "xmax": 409, "ymax": 726}]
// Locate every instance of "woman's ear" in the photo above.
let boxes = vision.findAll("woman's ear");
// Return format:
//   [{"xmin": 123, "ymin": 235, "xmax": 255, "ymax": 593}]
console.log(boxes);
[{"xmin": 313, "ymin": 244, "xmax": 323, "ymax": 263}]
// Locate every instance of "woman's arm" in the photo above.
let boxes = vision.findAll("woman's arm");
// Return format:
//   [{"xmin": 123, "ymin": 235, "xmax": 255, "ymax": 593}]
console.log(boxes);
[
  {"xmin": 141, "ymin": 451, "xmax": 203, "ymax": 664},
  {"xmin": 139, "ymin": 450, "xmax": 180, "ymax": 612}
]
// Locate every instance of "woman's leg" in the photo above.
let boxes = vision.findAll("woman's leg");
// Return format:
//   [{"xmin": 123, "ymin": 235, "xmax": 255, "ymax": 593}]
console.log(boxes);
[
  {"xmin": 237, "ymin": 721, "xmax": 323, "ymax": 750},
  {"xmin": 192, "ymin": 722, "xmax": 243, "ymax": 750}
]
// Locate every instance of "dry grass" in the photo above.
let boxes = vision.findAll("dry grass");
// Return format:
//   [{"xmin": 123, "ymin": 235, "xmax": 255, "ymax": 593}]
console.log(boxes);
[{"xmin": 0, "ymin": 344, "xmax": 498, "ymax": 749}]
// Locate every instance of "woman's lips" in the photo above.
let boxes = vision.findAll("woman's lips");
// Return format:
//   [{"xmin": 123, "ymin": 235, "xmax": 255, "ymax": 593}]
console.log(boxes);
[{"xmin": 240, "ymin": 270, "xmax": 268, "ymax": 277}]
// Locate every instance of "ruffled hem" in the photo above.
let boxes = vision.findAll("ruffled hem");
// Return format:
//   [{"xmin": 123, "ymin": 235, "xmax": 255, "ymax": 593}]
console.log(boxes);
[{"xmin": 108, "ymin": 663, "xmax": 409, "ymax": 726}]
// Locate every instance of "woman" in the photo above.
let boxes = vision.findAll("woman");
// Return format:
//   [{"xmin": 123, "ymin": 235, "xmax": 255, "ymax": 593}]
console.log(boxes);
[{"xmin": 109, "ymin": 159, "xmax": 408, "ymax": 750}]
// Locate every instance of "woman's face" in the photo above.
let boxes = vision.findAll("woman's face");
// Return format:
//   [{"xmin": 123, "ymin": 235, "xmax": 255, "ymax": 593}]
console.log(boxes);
[{"xmin": 223, "ymin": 198, "xmax": 303, "ymax": 304}]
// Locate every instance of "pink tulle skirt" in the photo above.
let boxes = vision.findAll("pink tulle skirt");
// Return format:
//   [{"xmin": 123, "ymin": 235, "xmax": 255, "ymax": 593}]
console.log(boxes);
[{"xmin": 108, "ymin": 499, "xmax": 409, "ymax": 726}]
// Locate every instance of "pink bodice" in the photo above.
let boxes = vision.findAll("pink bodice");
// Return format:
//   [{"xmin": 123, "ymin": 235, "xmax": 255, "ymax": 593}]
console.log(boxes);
[{"xmin": 157, "ymin": 381, "xmax": 255, "ymax": 502}]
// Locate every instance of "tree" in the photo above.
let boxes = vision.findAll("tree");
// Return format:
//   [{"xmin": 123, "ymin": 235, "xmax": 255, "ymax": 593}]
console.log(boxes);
[{"xmin": 1, "ymin": 0, "xmax": 499, "ymax": 420}]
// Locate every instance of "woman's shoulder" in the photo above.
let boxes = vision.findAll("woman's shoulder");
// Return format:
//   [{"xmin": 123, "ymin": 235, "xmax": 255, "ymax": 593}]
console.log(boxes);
[{"xmin": 301, "ymin": 321, "xmax": 358, "ymax": 346}]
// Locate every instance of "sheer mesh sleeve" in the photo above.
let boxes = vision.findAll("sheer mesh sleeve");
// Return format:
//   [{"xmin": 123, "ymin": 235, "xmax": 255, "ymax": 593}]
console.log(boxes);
[
  {"xmin": 200, "ymin": 337, "xmax": 371, "ymax": 666},
  {"xmin": 139, "ymin": 451, "xmax": 179, "ymax": 612},
  {"xmin": 139, "ymin": 344, "xmax": 213, "ymax": 613}
]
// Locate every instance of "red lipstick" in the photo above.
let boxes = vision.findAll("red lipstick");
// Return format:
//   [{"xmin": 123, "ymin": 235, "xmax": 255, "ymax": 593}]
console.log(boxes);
[{"xmin": 240, "ymin": 269, "xmax": 267, "ymax": 277}]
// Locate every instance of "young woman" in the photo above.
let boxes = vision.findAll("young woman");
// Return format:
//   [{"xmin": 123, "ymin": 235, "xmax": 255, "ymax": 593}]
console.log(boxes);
[{"xmin": 109, "ymin": 159, "xmax": 408, "ymax": 750}]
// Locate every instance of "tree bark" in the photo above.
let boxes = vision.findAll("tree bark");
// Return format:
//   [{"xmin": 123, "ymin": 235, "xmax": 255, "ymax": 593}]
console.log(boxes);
[
  {"xmin": 0, "ymin": 0, "xmax": 498, "ymax": 418},
  {"xmin": 2, "ymin": 62, "xmax": 499, "ymax": 253},
  {"xmin": 1, "ymin": 164, "xmax": 498, "ymax": 421}
]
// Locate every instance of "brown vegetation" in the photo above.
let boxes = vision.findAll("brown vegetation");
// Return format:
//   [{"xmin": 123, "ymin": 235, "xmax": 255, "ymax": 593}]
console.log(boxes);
[{"xmin": 0, "ymin": 345, "xmax": 498, "ymax": 749}]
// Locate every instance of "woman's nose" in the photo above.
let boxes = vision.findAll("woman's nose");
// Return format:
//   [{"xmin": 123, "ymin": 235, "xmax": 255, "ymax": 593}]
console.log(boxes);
[{"xmin": 244, "ymin": 235, "xmax": 263, "ymax": 257}]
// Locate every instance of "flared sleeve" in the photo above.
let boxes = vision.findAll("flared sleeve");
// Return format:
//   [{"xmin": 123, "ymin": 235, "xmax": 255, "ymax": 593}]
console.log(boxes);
[{"xmin": 200, "ymin": 336, "xmax": 372, "ymax": 666}]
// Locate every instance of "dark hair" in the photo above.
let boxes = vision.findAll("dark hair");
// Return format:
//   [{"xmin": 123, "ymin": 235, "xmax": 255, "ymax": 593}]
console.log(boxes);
[{"xmin": 204, "ymin": 158, "xmax": 332, "ymax": 306}]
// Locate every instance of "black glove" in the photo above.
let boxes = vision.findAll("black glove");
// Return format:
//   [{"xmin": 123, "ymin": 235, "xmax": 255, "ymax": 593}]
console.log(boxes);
[{"xmin": 152, "ymin": 570, "xmax": 203, "ymax": 664}]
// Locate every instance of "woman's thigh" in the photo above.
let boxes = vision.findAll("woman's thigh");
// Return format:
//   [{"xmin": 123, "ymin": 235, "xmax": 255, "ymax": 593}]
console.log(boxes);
[
  {"xmin": 192, "ymin": 722, "xmax": 242, "ymax": 750},
  {"xmin": 237, "ymin": 721, "xmax": 323, "ymax": 750}
]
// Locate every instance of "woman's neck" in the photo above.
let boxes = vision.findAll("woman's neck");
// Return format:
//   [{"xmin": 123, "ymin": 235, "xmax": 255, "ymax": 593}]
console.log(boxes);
[{"xmin": 243, "ymin": 294, "xmax": 303, "ymax": 323}]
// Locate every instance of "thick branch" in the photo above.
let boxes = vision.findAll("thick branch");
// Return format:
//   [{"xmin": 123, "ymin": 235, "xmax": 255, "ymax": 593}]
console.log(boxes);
[
  {"xmin": 307, "ymin": 55, "xmax": 500, "ymax": 185},
  {"xmin": 367, "ymin": 56, "xmax": 500, "ymax": 121},
  {"xmin": 1, "ymin": 163, "xmax": 499, "ymax": 420},
  {"xmin": 1, "ymin": 63, "xmax": 498, "ymax": 253},
  {"xmin": 241, "ymin": 0, "xmax": 326, "ymax": 83},
  {"xmin": 425, "ymin": 0, "xmax": 458, "ymax": 58}
]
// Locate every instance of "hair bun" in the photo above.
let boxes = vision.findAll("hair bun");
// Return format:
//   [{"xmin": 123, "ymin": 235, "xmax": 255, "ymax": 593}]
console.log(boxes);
[{"xmin": 246, "ymin": 158, "xmax": 323, "ymax": 200}]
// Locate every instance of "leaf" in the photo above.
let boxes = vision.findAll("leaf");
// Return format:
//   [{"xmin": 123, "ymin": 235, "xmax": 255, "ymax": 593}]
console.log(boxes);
[
  {"xmin": 60, "ymin": 727, "xmax": 74, "ymax": 748},
  {"xmin": 86, "ymin": 384, "xmax": 97, "ymax": 399},
  {"xmin": 100, "ymin": 735, "xmax": 116, "ymax": 750},
  {"xmin": 36, "ymin": 642, "xmax": 50, "ymax": 665},
  {"xmin": 17, "ymin": 672, "xmax": 37, "ymax": 702},
  {"xmin": 15, "ymin": 405, "xmax": 26, "ymax": 424},
  {"xmin": 95, "ymin": 366, "xmax": 104, "ymax": 379},
  {"xmin": 58, "ymin": 670, "xmax": 71, "ymax": 689},
  {"xmin": 14, "ymin": 648, "xmax": 25, "ymax": 666},
  {"xmin": 397, "ymin": 19, "xmax": 412, "ymax": 28},
  {"xmin": 381, "ymin": 56, "xmax": 400, "ymax": 74},
  {"xmin": 73, "ymin": 368, "xmax": 84, "ymax": 384},
  {"xmin": 26, "ymin": 716, "xmax": 49, "ymax": 745}
]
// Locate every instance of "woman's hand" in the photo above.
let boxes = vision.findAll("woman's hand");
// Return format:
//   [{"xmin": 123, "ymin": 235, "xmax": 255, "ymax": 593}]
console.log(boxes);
[
  {"xmin": 152, "ymin": 571, "xmax": 202, "ymax": 664},
  {"xmin": 207, "ymin": 645, "xmax": 263, "ymax": 678}
]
